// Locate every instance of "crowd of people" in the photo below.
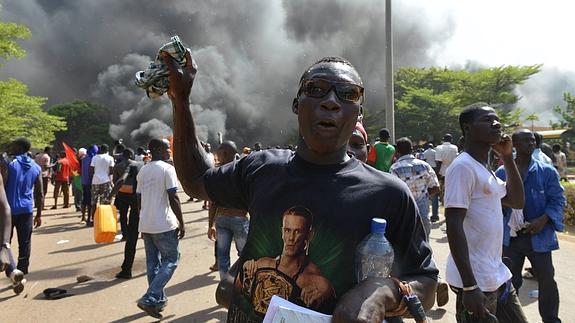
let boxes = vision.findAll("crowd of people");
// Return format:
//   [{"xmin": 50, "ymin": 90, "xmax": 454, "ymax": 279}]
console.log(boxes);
[{"xmin": 0, "ymin": 49, "xmax": 570, "ymax": 323}]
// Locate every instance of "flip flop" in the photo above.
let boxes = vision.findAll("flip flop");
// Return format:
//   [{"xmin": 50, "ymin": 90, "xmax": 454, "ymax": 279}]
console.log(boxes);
[{"xmin": 43, "ymin": 288, "xmax": 73, "ymax": 300}]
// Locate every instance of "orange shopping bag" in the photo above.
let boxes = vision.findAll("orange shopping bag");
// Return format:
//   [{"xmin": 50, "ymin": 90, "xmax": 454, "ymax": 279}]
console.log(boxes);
[{"xmin": 94, "ymin": 204, "xmax": 118, "ymax": 243}]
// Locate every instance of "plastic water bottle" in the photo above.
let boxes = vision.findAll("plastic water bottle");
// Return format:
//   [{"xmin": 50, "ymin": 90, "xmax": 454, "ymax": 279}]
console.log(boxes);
[{"xmin": 355, "ymin": 218, "xmax": 395, "ymax": 282}]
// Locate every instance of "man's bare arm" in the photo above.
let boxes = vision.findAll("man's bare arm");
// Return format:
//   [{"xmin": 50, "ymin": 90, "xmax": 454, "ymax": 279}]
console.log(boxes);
[
  {"xmin": 333, "ymin": 275, "xmax": 436, "ymax": 322},
  {"xmin": 161, "ymin": 50, "xmax": 211, "ymax": 200},
  {"xmin": 0, "ymin": 173, "xmax": 11, "ymax": 244},
  {"xmin": 33, "ymin": 174, "xmax": 43, "ymax": 228},
  {"xmin": 493, "ymin": 135, "xmax": 524, "ymax": 209},
  {"xmin": 0, "ymin": 173, "xmax": 11, "ymax": 271},
  {"xmin": 167, "ymin": 190, "xmax": 185, "ymax": 239},
  {"xmin": 445, "ymin": 208, "xmax": 475, "ymax": 287}
]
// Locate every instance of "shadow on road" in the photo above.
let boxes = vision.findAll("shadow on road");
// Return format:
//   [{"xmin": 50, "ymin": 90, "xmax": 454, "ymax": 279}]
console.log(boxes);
[
  {"xmin": 165, "ymin": 272, "xmax": 219, "ymax": 297},
  {"xmin": 32, "ymin": 273, "xmax": 146, "ymax": 300},
  {"xmin": 49, "ymin": 242, "xmax": 117, "ymax": 254},
  {"xmin": 171, "ymin": 305, "xmax": 227, "ymax": 322},
  {"xmin": 35, "ymin": 222, "xmax": 88, "ymax": 235}
]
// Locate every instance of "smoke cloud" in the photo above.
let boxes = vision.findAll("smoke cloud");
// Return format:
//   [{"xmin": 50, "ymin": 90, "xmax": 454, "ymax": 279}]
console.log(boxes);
[{"xmin": 4, "ymin": 0, "xmax": 568, "ymax": 146}]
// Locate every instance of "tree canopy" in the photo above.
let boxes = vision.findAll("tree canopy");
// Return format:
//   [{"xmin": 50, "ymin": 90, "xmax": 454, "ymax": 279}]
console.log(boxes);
[
  {"xmin": 47, "ymin": 100, "xmax": 113, "ymax": 149},
  {"xmin": 365, "ymin": 65, "xmax": 542, "ymax": 144},
  {"xmin": 551, "ymin": 92, "xmax": 575, "ymax": 130},
  {"xmin": 0, "ymin": 20, "xmax": 66, "ymax": 148}
]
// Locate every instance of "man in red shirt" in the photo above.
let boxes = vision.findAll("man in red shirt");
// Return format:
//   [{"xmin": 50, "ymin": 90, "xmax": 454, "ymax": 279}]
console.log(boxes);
[{"xmin": 52, "ymin": 151, "xmax": 70, "ymax": 209}]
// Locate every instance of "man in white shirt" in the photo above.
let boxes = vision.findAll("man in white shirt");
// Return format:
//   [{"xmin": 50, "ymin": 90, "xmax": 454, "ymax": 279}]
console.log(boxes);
[
  {"xmin": 435, "ymin": 134, "xmax": 459, "ymax": 177},
  {"xmin": 435, "ymin": 134, "xmax": 459, "ymax": 219},
  {"xmin": 89, "ymin": 144, "xmax": 115, "ymax": 226},
  {"xmin": 445, "ymin": 103, "xmax": 527, "ymax": 321},
  {"xmin": 136, "ymin": 139, "xmax": 185, "ymax": 319}
]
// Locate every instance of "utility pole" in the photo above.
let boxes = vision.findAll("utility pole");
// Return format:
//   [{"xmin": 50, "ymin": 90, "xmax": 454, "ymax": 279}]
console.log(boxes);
[{"xmin": 385, "ymin": 0, "xmax": 395, "ymax": 143}]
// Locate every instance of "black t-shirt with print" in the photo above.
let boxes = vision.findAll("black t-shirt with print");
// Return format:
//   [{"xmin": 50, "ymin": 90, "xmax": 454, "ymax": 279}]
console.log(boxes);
[{"xmin": 204, "ymin": 149, "xmax": 438, "ymax": 322}]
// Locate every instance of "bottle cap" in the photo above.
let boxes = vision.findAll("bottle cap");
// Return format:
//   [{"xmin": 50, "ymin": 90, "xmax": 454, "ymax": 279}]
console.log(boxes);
[{"xmin": 371, "ymin": 218, "xmax": 387, "ymax": 233}]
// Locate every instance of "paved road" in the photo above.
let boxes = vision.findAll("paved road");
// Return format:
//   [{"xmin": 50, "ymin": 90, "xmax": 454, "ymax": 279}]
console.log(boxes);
[{"xmin": 1, "ymin": 190, "xmax": 574, "ymax": 322}]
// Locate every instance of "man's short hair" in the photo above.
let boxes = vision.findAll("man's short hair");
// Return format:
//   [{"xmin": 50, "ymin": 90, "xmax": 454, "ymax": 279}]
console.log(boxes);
[
  {"xmin": 44, "ymin": 146, "xmax": 51, "ymax": 153},
  {"xmin": 396, "ymin": 137, "xmax": 413, "ymax": 155},
  {"xmin": 123, "ymin": 148, "xmax": 134, "ymax": 159},
  {"xmin": 219, "ymin": 140, "xmax": 238, "ymax": 154},
  {"xmin": 534, "ymin": 132, "xmax": 543, "ymax": 147},
  {"xmin": 299, "ymin": 56, "xmax": 356, "ymax": 83},
  {"xmin": 99, "ymin": 144, "xmax": 109, "ymax": 153},
  {"xmin": 511, "ymin": 129, "xmax": 532, "ymax": 143},
  {"xmin": 13, "ymin": 138, "xmax": 31, "ymax": 152},
  {"xmin": 379, "ymin": 128, "xmax": 391, "ymax": 141},
  {"xmin": 282, "ymin": 206, "xmax": 314, "ymax": 231},
  {"xmin": 148, "ymin": 138, "xmax": 169, "ymax": 151},
  {"xmin": 459, "ymin": 102, "xmax": 490, "ymax": 136},
  {"xmin": 553, "ymin": 144, "xmax": 562, "ymax": 151}
]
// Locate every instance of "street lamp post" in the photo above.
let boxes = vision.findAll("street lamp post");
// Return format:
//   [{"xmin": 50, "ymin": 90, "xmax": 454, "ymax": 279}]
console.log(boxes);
[{"xmin": 385, "ymin": 0, "xmax": 395, "ymax": 143}]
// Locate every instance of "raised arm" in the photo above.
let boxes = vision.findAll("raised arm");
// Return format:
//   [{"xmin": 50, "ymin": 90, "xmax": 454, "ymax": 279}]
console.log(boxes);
[
  {"xmin": 161, "ymin": 50, "xmax": 211, "ymax": 201},
  {"xmin": 0, "ymin": 173, "xmax": 11, "ymax": 271},
  {"xmin": 493, "ymin": 135, "xmax": 524, "ymax": 209}
]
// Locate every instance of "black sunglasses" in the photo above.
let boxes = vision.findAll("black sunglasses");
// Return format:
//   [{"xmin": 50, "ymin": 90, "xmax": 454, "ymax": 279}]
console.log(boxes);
[{"xmin": 300, "ymin": 78, "xmax": 364, "ymax": 104}]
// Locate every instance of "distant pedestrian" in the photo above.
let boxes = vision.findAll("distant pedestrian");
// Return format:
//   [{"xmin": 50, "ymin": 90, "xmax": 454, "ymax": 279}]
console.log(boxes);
[
  {"xmin": 88, "ymin": 144, "xmax": 114, "ymax": 227},
  {"xmin": 34, "ymin": 146, "xmax": 51, "ymax": 207},
  {"xmin": 436, "ymin": 133, "xmax": 459, "ymax": 212},
  {"xmin": 532, "ymin": 132, "xmax": 553, "ymax": 165},
  {"xmin": 390, "ymin": 137, "xmax": 439, "ymax": 238},
  {"xmin": 136, "ymin": 139, "xmax": 185, "ymax": 319},
  {"xmin": 80, "ymin": 145, "xmax": 97, "ymax": 223},
  {"xmin": 367, "ymin": 128, "xmax": 395, "ymax": 172},
  {"xmin": 52, "ymin": 151, "xmax": 71, "ymax": 209},
  {"xmin": 207, "ymin": 141, "xmax": 249, "ymax": 280},
  {"xmin": 552, "ymin": 144, "xmax": 568, "ymax": 182},
  {"xmin": 111, "ymin": 148, "xmax": 144, "ymax": 279}
]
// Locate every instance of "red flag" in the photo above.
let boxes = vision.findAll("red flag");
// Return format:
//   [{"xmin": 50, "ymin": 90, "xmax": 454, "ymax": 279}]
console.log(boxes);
[{"xmin": 62, "ymin": 142, "xmax": 80, "ymax": 175}]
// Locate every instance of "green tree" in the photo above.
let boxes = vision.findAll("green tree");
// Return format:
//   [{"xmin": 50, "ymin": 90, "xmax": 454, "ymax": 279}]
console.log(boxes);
[
  {"xmin": 0, "ymin": 20, "xmax": 66, "ymax": 148},
  {"xmin": 525, "ymin": 113, "xmax": 540, "ymax": 131},
  {"xmin": 551, "ymin": 92, "xmax": 575, "ymax": 130},
  {"xmin": 0, "ymin": 79, "xmax": 66, "ymax": 147},
  {"xmin": 47, "ymin": 100, "xmax": 113, "ymax": 148},
  {"xmin": 0, "ymin": 22, "xmax": 31, "ymax": 65},
  {"xmin": 389, "ymin": 65, "xmax": 541, "ymax": 143}
]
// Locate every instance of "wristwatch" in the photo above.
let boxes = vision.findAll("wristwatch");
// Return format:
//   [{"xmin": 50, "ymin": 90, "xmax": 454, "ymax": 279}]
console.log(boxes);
[{"xmin": 1, "ymin": 242, "xmax": 10, "ymax": 249}]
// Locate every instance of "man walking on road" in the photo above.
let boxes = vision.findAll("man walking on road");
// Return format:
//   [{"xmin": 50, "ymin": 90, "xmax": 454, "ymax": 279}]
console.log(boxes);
[
  {"xmin": 207, "ymin": 141, "xmax": 249, "ymax": 280},
  {"xmin": 496, "ymin": 129, "xmax": 565, "ymax": 323},
  {"xmin": 52, "ymin": 151, "xmax": 71, "ymax": 209},
  {"xmin": 88, "ymin": 144, "xmax": 114, "ymax": 226},
  {"xmin": 445, "ymin": 104, "xmax": 528, "ymax": 321},
  {"xmin": 34, "ymin": 146, "xmax": 51, "ymax": 207},
  {"xmin": 435, "ymin": 134, "xmax": 458, "ymax": 215},
  {"xmin": 111, "ymin": 148, "xmax": 143, "ymax": 279},
  {"xmin": 2, "ymin": 138, "xmax": 43, "ymax": 294},
  {"xmin": 136, "ymin": 139, "xmax": 185, "ymax": 319},
  {"xmin": 390, "ymin": 137, "xmax": 439, "ymax": 239}
]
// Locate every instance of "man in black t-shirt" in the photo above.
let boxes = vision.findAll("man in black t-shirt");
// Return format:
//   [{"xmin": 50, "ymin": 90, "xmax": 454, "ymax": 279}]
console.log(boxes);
[
  {"xmin": 161, "ymin": 50, "xmax": 438, "ymax": 322},
  {"xmin": 110, "ymin": 148, "xmax": 144, "ymax": 279}
]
